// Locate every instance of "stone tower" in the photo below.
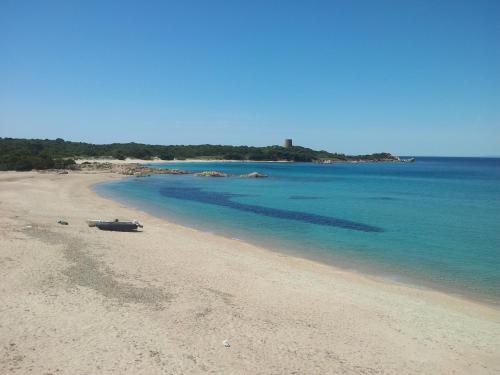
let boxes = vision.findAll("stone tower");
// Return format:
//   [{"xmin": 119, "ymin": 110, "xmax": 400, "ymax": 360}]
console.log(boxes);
[{"xmin": 284, "ymin": 139, "xmax": 293, "ymax": 148}]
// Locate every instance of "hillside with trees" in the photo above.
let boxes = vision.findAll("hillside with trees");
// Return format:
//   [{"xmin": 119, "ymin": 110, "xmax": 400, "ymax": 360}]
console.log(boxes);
[{"xmin": 0, "ymin": 137, "xmax": 399, "ymax": 171}]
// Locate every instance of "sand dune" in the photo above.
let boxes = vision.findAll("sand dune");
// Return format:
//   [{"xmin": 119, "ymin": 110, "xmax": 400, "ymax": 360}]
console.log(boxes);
[{"xmin": 0, "ymin": 171, "xmax": 499, "ymax": 374}]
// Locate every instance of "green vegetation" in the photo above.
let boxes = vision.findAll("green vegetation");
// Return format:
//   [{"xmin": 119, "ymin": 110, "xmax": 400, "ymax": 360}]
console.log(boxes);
[{"xmin": 0, "ymin": 137, "xmax": 398, "ymax": 171}]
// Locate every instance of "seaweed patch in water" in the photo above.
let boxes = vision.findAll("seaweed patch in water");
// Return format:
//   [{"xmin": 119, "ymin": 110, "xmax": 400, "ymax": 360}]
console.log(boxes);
[
  {"xmin": 289, "ymin": 195, "xmax": 324, "ymax": 200},
  {"xmin": 160, "ymin": 186, "xmax": 383, "ymax": 233}
]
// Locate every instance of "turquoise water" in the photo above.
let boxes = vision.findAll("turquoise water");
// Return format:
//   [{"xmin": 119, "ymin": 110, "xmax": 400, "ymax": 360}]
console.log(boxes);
[{"xmin": 95, "ymin": 158, "xmax": 500, "ymax": 304}]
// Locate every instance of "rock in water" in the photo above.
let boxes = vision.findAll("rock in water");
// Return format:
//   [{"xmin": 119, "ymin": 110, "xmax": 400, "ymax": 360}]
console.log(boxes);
[
  {"xmin": 195, "ymin": 171, "xmax": 229, "ymax": 177},
  {"xmin": 241, "ymin": 172, "xmax": 268, "ymax": 178}
]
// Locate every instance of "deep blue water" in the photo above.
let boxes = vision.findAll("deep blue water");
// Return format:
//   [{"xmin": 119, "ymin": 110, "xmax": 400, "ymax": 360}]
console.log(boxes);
[{"xmin": 95, "ymin": 157, "xmax": 500, "ymax": 304}]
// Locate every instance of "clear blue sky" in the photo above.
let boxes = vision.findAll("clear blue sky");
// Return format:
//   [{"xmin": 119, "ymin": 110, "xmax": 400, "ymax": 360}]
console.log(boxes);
[{"xmin": 0, "ymin": 0, "xmax": 498, "ymax": 155}]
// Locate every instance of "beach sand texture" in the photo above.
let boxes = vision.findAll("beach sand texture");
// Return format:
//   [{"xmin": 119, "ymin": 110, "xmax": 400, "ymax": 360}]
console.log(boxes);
[{"xmin": 0, "ymin": 171, "xmax": 499, "ymax": 374}]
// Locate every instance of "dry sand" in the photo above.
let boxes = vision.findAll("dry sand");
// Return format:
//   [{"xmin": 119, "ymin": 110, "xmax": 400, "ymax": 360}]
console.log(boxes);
[
  {"xmin": 0, "ymin": 171, "xmax": 499, "ymax": 374},
  {"xmin": 75, "ymin": 158, "xmax": 166, "ymax": 164}
]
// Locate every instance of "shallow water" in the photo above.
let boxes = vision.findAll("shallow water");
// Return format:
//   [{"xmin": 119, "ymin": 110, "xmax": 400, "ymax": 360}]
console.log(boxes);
[{"xmin": 95, "ymin": 157, "xmax": 500, "ymax": 304}]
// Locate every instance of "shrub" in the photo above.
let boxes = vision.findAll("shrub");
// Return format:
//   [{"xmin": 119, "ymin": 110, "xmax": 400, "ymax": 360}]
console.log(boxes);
[{"xmin": 113, "ymin": 150, "xmax": 126, "ymax": 160}]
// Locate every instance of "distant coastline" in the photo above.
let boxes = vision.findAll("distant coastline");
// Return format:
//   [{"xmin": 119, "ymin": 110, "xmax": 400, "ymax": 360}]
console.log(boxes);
[
  {"xmin": 74, "ymin": 157, "xmax": 412, "ymax": 165},
  {"xmin": 67, "ymin": 157, "xmax": 416, "ymax": 178},
  {"xmin": 75, "ymin": 157, "xmax": 295, "ymax": 164},
  {"xmin": 0, "ymin": 137, "xmax": 406, "ymax": 172}
]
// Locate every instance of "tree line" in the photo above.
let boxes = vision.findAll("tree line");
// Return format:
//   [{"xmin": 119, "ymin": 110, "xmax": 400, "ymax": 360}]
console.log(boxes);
[{"xmin": 0, "ymin": 137, "xmax": 397, "ymax": 171}]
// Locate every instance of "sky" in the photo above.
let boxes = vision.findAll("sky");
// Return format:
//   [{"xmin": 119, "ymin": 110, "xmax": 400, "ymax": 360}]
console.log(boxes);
[{"xmin": 0, "ymin": 0, "xmax": 499, "ymax": 156}]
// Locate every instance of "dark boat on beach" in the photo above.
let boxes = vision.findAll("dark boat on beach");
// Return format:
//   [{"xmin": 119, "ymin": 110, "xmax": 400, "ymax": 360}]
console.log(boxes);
[{"xmin": 90, "ymin": 219, "xmax": 143, "ymax": 232}]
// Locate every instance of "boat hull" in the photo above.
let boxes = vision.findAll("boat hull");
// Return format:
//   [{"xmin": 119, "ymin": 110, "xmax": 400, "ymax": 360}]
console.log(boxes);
[{"xmin": 95, "ymin": 222, "xmax": 140, "ymax": 232}]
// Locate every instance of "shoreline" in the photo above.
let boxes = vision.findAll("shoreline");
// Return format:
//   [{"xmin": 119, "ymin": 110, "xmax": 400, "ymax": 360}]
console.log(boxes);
[
  {"xmin": 75, "ymin": 158, "xmax": 295, "ymax": 164},
  {"xmin": 24, "ymin": 169, "xmax": 500, "ymax": 312},
  {"xmin": 95, "ymin": 175, "xmax": 500, "ymax": 309},
  {"xmin": 75, "ymin": 157, "xmax": 408, "ymax": 165},
  {"xmin": 1, "ymin": 170, "xmax": 499, "ymax": 374}
]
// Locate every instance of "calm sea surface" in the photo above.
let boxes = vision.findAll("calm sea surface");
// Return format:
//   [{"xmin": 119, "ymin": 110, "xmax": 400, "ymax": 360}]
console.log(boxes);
[{"xmin": 95, "ymin": 157, "xmax": 500, "ymax": 304}]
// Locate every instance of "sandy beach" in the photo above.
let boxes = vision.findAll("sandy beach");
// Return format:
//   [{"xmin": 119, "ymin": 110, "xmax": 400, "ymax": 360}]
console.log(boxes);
[
  {"xmin": 75, "ymin": 158, "xmax": 294, "ymax": 164},
  {"xmin": 0, "ymin": 171, "xmax": 499, "ymax": 375}
]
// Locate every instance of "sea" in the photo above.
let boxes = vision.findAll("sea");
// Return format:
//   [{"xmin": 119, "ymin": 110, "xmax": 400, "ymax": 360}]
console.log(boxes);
[{"xmin": 94, "ymin": 157, "xmax": 500, "ymax": 305}]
